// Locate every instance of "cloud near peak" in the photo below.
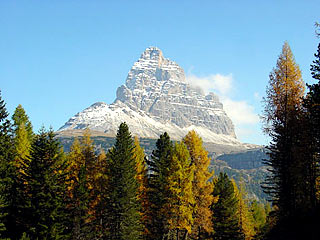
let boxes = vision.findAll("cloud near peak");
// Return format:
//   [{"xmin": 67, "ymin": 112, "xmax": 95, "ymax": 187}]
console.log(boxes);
[{"xmin": 186, "ymin": 73, "xmax": 260, "ymax": 143}]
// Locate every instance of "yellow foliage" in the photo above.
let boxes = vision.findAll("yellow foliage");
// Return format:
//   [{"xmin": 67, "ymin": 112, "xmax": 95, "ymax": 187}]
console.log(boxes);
[{"xmin": 183, "ymin": 130, "xmax": 214, "ymax": 237}]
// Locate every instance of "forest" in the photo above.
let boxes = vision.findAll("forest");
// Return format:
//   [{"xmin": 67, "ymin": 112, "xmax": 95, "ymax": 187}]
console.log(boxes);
[{"xmin": 0, "ymin": 32, "xmax": 320, "ymax": 240}]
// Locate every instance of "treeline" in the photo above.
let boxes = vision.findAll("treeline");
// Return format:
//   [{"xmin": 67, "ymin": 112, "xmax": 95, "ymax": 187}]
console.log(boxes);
[
  {"xmin": 261, "ymin": 35, "xmax": 320, "ymax": 239},
  {"xmin": 0, "ymin": 98, "xmax": 270, "ymax": 240}
]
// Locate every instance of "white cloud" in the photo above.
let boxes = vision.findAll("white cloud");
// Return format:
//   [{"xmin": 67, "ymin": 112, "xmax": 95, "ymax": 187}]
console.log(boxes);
[
  {"xmin": 186, "ymin": 74, "xmax": 233, "ymax": 95},
  {"xmin": 186, "ymin": 73, "xmax": 261, "ymax": 143}
]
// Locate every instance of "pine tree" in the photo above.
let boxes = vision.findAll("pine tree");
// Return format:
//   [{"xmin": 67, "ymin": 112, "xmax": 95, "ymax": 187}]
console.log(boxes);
[
  {"xmin": 23, "ymin": 128, "xmax": 69, "ymax": 239},
  {"xmin": 133, "ymin": 137, "xmax": 149, "ymax": 238},
  {"xmin": 304, "ymin": 41, "xmax": 320, "ymax": 206},
  {"xmin": 262, "ymin": 42, "xmax": 306, "ymax": 216},
  {"xmin": 163, "ymin": 142, "xmax": 194, "ymax": 240},
  {"xmin": 104, "ymin": 123, "xmax": 142, "ymax": 240},
  {"xmin": 183, "ymin": 130, "xmax": 213, "ymax": 239},
  {"xmin": 0, "ymin": 91, "xmax": 16, "ymax": 239},
  {"xmin": 12, "ymin": 104, "xmax": 33, "ymax": 142},
  {"xmin": 211, "ymin": 172, "xmax": 243, "ymax": 240},
  {"xmin": 147, "ymin": 132, "xmax": 173, "ymax": 240}
]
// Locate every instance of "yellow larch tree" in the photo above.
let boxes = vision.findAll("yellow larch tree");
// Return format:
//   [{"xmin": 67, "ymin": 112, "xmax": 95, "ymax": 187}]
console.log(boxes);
[
  {"xmin": 133, "ymin": 136, "xmax": 150, "ymax": 237},
  {"xmin": 232, "ymin": 180, "xmax": 255, "ymax": 240},
  {"xmin": 183, "ymin": 130, "xmax": 214, "ymax": 239},
  {"xmin": 163, "ymin": 141, "xmax": 194, "ymax": 240}
]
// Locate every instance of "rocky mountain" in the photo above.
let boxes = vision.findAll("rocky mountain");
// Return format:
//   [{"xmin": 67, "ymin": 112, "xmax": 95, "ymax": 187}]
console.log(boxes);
[{"xmin": 58, "ymin": 47, "xmax": 246, "ymax": 147}]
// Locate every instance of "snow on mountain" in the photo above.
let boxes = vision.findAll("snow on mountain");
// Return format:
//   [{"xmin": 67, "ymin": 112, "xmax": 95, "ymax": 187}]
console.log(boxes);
[{"xmin": 59, "ymin": 47, "xmax": 245, "ymax": 146}]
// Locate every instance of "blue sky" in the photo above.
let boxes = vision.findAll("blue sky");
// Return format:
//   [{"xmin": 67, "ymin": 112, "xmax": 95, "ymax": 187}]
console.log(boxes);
[{"xmin": 1, "ymin": 0, "xmax": 319, "ymax": 145}]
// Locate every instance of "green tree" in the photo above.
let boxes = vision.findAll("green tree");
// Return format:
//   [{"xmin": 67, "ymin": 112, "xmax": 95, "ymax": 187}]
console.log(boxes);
[
  {"xmin": 163, "ymin": 142, "xmax": 194, "ymax": 240},
  {"xmin": 183, "ymin": 130, "xmax": 214, "ymax": 239},
  {"xmin": 211, "ymin": 172, "xmax": 243, "ymax": 240},
  {"xmin": 250, "ymin": 200, "xmax": 267, "ymax": 236},
  {"xmin": 12, "ymin": 104, "xmax": 33, "ymax": 142},
  {"xmin": 0, "ymin": 91, "xmax": 15, "ymax": 239},
  {"xmin": 304, "ymin": 41, "xmax": 320, "ymax": 206},
  {"xmin": 147, "ymin": 132, "xmax": 173, "ymax": 240},
  {"xmin": 104, "ymin": 123, "xmax": 142, "ymax": 240},
  {"xmin": 23, "ymin": 128, "xmax": 69, "ymax": 239}
]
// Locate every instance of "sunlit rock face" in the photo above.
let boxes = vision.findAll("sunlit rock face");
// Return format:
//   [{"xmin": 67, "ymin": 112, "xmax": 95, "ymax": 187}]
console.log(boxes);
[{"xmin": 59, "ymin": 47, "xmax": 238, "ymax": 145}]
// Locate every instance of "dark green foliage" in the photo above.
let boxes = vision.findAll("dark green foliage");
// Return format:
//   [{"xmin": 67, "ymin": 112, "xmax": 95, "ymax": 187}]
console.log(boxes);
[
  {"xmin": 211, "ymin": 172, "xmax": 244, "ymax": 240},
  {"xmin": 0, "ymin": 91, "xmax": 27, "ymax": 239},
  {"xmin": 304, "ymin": 42, "xmax": 320, "ymax": 208},
  {"xmin": 104, "ymin": 123, "xmax": 142, "ymax": 240},
  {"xmin": 23, "ymin": 128, "xmax": 70, "ymax": 239},
  {"xmin": 147, "ymin": 132, "xmax": 173, "ymax": 240}
]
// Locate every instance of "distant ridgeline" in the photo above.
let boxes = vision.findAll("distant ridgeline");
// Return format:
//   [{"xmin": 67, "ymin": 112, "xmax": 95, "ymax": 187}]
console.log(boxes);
[{"xmin": 57, "ymin": 135, "xmax": 269, "ymax": 202}]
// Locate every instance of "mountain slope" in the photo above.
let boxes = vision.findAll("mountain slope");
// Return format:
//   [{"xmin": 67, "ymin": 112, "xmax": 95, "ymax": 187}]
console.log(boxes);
[{"xmin": 59, "ymin": 47, "xmax": 245, "ymax": 146}]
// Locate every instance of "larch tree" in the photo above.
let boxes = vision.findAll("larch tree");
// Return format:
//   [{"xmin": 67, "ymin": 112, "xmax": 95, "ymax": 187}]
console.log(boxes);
[
  {"xmin": 262, "ymin": 42, "xmax": 306, "ymax": 216},
  {"xmin": 233, "ymin": 180, "xmax": 255, "ymax": 240},
  {"xmin": 163, "ymin": 142, "xmax": 194, "ymax": 240},
  {"xmin": 133, "ymin": 136, "xmax": 149, "ymax": 238},
  {"xmin": 104, "ymin": 123, "xmax": 142, "ymax": 240},
  {"xmin": 183, "ymin": 130, "xmax": 214, "ymax": 239}
]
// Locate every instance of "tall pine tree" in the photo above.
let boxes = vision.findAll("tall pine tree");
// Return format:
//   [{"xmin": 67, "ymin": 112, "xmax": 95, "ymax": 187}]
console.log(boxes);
[
  {"xmin": 23, "ymin": 128, "xmax": 69, "ymax": 239},
  {"xmin": 104, "ymin": 123, "xmax": 142, "ymax": 240},
  {"xmin": 211, "ymin": 172, "xmax": 243, "ymax": 240},
  {"xmin": 147, "ymin": 132, "xmax": 173, "ymax": 240}
]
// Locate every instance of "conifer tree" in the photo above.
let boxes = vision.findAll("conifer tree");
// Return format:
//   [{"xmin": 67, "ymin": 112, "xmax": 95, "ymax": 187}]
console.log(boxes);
[
  {"xmin": 233, "ymin": 180, "xmax": 255, "ymax": 240},
  {"xmin": 66, "ymin": 138, "xmax": 91, "ymax": 239},
  {"xmin": 23, "ymin": 128, "xmax": 69, "ymax": 239},
  {"xmin": 104, "ymin": 123, "xmax": 142, "ymax": 240},
  {"xmin": 163, "ymin": 142, "xmax": 194, "ymax": 240},
  {"xmin": 304, "ymin": 41, "xmax": 320, "ymax": 206},
  {"xmin": 211, "ymin": 172, "xmax": 243, "ymax": 240},
  {"xmin": 183, "ymin": 130, "xmax": 213, "ymax": 239},
  {"xmin": 147, "ymin": 132, "xmax": 173, "ymax": 240},
  {"xmin": 250, "ymin": 200, "xmax": 267, "ymax": 236},
  {"xmin": 0, "ymin": 91, "xmax": 16, "ymax": 239},
  {"xmin": 262, "ymin": 42, "xmax": 306, "ymax": 215},
  {"xmin": 133, "ymin": 137, "xmax": 149, "ymax": 238}
]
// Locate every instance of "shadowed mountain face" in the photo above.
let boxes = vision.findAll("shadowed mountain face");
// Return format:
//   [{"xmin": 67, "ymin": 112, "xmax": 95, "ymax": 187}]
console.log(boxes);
[{"xmin": 59, "ymin": 47, "xmax": 240, "ymax": 145}]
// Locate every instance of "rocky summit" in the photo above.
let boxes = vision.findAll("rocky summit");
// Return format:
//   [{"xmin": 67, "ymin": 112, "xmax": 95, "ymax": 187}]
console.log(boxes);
[{"xmin": 58, "ymin": 47, "xmax": 243, "ymax": 146}]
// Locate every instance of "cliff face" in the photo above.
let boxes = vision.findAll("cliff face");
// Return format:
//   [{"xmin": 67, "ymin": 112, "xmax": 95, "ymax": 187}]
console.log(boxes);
[
  {"xmin": 59, "ymin": 47, "xmax": 239, "ymax": 145},
  {"xmin": 116, "ymin": 47, "xmax": 236, "ymax": 137}
]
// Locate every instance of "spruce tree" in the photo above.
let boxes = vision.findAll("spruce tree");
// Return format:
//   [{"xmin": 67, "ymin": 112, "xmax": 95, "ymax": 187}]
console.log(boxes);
[
  {"xmin": 304, "ymin": 42, "xmax": 320, "ymax": 206},
  {"xmin": 147, "ymin": 132, "xmax": 173, "ymax": 240},
  {"xmin": 104, "ymin": 123, "xmax": 142, "ymax": 240},
  {"xmin": 23, "ymin": 128, "xmax": 69, "ymax": 239},
  {"xmin": 0, "ymin": 91, "xmax": 15, "ymax": 239},
  {"xmin": 211, "ymin": 172, "xmax": 243, "ymax": 240},
  {"xmin": 183, "ymin": 130, "xmax": 213, "ymax": 239}
]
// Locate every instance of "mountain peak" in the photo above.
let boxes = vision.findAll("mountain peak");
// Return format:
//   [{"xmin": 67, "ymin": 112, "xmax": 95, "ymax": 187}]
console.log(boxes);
[
  {"xmin": 140, "ymin": 46, "xmax": 163, "ymax": 61},
  {"xmin": 59, "ymin": 47, "xmax": 237, "ymax": 144}
]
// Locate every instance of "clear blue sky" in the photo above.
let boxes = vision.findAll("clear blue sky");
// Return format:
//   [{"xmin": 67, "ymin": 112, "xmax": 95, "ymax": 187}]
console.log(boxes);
[{"xmin": 1, "ymin": 0, "xmax": 319, "ymax": 145}]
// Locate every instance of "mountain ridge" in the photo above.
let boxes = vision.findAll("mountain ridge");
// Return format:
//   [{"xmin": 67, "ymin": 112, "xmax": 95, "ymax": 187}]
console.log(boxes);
[{"xmin": 58, "ymin": 47, "xmax": 248, "ymax": 147}]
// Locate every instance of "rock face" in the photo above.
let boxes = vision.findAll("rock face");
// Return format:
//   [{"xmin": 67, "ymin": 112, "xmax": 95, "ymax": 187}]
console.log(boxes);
[{"xmin": 59, "ymin": 47, "xmax": 240, "ymax": 145}]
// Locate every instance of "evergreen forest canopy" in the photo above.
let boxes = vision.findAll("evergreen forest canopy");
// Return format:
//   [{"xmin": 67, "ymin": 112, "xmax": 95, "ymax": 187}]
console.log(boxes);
[{"xmin": 0, "ymin": 25, "xmax": 320, "ymax": 240}]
